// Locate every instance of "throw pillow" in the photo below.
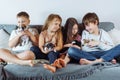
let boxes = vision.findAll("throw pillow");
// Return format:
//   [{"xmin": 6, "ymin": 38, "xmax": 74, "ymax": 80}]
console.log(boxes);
[
  {"xmin": 108, "ymin": 28, "xmax": 120, "ymax": 45},
  {"xmin": 0, "ymin": 29, "xmax": 10, "ymax": 49}
]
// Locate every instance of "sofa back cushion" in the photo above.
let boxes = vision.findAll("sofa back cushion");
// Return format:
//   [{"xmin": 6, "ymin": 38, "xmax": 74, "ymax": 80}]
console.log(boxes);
[
  {"xmin": 0, "ymin": 29, "xmax": 10, "ymax": 49},
  {"xmin": 0, "ymin": 22, "xmax": 114, "ymax": 34},
  {"xmin": 0, "ymin": 24, "xmax": 16, "ymax": 34},
  {"xmin": 78, "ymin": 22, "xmax": 114, "ymax": 33},
  {"xmin": 0, "ymin": 24, "xmax": 43, "ymax": 34},
  {"xmin": 98, "ymin": 22, "xmax": 114, "ymax": 32}
]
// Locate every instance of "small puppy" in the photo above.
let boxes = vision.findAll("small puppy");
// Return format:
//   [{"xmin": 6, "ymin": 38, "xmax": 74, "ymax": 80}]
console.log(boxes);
[
  {"xmin": 82, "ymin": 39, "xmax": 95, "ymax": 46},
  {"xmin": 43, "ymin": 43, "xmax": 55, "ymax": 51},
  {"xmin": 72, "ymin": 40, "xmax": 81, "ymax": 47},
  {"xmin": 16, "ymin": 25, "xmax": 29, "ymax": 46}
]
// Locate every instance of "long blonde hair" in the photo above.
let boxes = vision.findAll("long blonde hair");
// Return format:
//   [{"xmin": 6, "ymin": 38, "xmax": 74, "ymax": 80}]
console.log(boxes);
[
  {"xmin": 42, "ymin": 14, "xmax": 63, "ymax": 50},
  {"xmin": 42, "ymin": 14, "xmax": 62, "ymax": 31}
]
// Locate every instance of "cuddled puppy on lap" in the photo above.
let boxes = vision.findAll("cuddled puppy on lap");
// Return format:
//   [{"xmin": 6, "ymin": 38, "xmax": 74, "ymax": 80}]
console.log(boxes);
[
  {"xmin": 72, "ymin": 40, "xmax": 81, "ymax": 47},
  {"xmin": 43, "ymin": 43, "xmax": 55, "ymax": 52},
  {"xmin": 16, "ymin": 25, "xmax": 29, "ymax": 46}
]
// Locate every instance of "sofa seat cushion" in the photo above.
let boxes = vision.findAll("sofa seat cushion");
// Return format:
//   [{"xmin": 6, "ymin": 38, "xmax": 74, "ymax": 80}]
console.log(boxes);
[
  {"xmin": 4, "ymin": 63, "xmax": 99, "ymax": 80},
  {"xmin": 3, "ymin": 62, "xmax": 120, "ymax": 80}
]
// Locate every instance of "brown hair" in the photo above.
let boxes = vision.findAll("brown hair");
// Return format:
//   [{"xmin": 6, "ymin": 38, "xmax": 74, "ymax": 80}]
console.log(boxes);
[
  {"xmin": 64, "ymin": 17, "xmax": 79, "ymax": 43},
  {"xmin": 17, "ymin": 11, "xmax": 29, "ymax": 19},
  {"xmin": 82, "ymin": 12, "xmax": 99, "ymax": 26},
  {"xmin": 42, "ymin": 14, "xmax": 62, "ymax": 31}
]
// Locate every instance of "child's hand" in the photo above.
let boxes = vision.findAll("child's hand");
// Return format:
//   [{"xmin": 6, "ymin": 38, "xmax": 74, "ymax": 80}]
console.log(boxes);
[
  {"xmin": 24, "ymin": 30, "xmax": 31, "ymax": 36},
  {"xmin": 18, "ymin": 31, "xmax": 26, "ymax": 37},
  {"xmin": 88, "ymin": 40, "xmax": 99, "ymax": 47},
  {"xmin": 64, "ymin": 43, "xmax": 73, "ymax": 47}
]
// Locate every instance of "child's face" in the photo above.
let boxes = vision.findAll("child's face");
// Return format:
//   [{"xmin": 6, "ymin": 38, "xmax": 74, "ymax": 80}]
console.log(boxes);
[
  {"xmin": 17, "ymin": 16, "xmax": 30, "ymax": 27},
  {"xmin": 85, "ymin": 22, "xmax": 98, "ymax": 34},
  {"xmin": 48, "ymin": 18, "xmax": 61, "ymax": 32},
  {"xmin": 72, "ymin": 24, "xmax": 78, "ymax": 35}
]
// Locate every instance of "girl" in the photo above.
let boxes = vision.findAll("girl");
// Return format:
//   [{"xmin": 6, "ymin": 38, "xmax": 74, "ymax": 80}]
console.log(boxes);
[
  {"xmin": 30, "ymin": 14, "xmax": 63, "ymax": 70},
  {"xmin": 45, "ymin": 17, "xmax": 82, "ymax": 72}
]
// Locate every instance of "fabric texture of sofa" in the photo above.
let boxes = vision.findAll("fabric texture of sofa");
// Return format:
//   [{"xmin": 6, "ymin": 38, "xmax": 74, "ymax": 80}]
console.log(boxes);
[{"xmin": 0, "ymin": 22, "xmax": 120, "ymax": 80}]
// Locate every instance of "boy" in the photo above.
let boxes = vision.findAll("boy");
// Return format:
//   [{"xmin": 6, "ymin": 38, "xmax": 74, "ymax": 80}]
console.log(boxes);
[
  {"xmin": 67, "ymin": 12, "xmax": 120, "ymax": 65},
  {"xmin": 0, "ymin": 11, "xmax": 38, "ymax": 66}
]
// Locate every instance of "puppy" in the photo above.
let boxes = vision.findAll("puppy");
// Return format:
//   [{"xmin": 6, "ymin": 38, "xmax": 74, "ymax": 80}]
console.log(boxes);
[
  {"xmin": 72, "ymin": 40, "xmax": 81, "ymax": 47},
  {"xmin": 43, "ymin": 43, "xmax": 55, "ymax": 51},
  {"xmin": 16, "ymin": 25, "xmax": 29, "ymax": 46}
]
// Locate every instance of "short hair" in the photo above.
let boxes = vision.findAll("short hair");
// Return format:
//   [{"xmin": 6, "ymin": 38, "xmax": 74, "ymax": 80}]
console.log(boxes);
[
  {"xmin": 82, "ymin": 12, "xmax": 99, "ymax": 26},
  {"xmin": 17, "ymin": 11, "xmax": 29, "ymax": 19}
]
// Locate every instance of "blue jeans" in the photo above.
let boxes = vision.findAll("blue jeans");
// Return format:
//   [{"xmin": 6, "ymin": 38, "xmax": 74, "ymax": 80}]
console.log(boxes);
[
  {"xmin": 68, "ymin": 44, "xmax": 120, "ymax": 62},
  {"xmin": 30, "ymin": 46, "xmax": 59, "ymax": 64}
]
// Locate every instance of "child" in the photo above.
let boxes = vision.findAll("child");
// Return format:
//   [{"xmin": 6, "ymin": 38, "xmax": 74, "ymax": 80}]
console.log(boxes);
[
  {"xmin": 0, "ymin": 11, "xmax": 39, "ymax": 66},
  {"xmin": 30, "ymin": 14, "xmax": 63, "ymax": 71},
  {"xmin": 44, "ymin": 17, "xmax": 82, "ymax": 72},
  {"xmin": 67, "ymin": 12, "xmax": 120, "ymax": 65}
]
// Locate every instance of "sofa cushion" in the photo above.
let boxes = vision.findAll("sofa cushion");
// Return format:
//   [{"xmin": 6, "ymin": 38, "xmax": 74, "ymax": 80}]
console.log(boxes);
[
  {"xmin": 78, "ymin": 22, "xmax": 114, "ymax": 32},
  {"xmin": 4, "ymin": 63, "xmax": 98, "ymax": 80},
  {"xmin": 98, "ymin": 22, "xmax": 114, "ymax": 32},
  {"xmin": 108, "ymin": 28, "xmax": 120, "ymax": 45},
  {"xmin": 4, "ymin": 62, "xmax": 119, "ymax": 80},
  {"xmin": 0, "ymin": 29, "xmax": 10, "ymax": 49},
  {"xmin": 0, "ymin": 24, "xmax": 42, "ymax": 34},
  {"xmin": 29, "ymin": 25, "xmax": 43, "ymax": 34},
  {"xmin": 0, "ymin": 24, "xmax": 17, "ymax": 34}
]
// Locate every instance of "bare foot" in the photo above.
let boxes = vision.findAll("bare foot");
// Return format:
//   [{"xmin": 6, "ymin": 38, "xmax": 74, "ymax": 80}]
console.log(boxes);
[
  {"xmin": 58, "ymin": 59, "xmax": 66, "ymax": 67},
  {"xmin": 79, "ymin": 58, "xmax": 103, "ymax": 65},
  {"xmin": 19, "ymin": 60, "xmax": 35, "ymax": 67},
  {"xmin": 80, "ymin": 59, "xmax": 93, "ymax": 65},
  {"xmin": 111, "ymin": 59, "xmax": 116, "ymax": 64},
  {"xmin": 43, "ymin": 64, "xmax": 56, "ymax": 73},
  {"xmin": 52, "ymin": 59, "xmax": 62, "ymax": 69},
  {"xmin": 29, "ymin": 60, "xmax": 36, "ymax": 67}
]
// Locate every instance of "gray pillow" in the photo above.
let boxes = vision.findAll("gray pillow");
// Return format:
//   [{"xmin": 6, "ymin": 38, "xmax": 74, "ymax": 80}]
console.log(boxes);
[
  {"xmin": 98, "ymin": 22, "xmax": 114, "ymax": 32},
  {"xmin": 0, "ymin": 24, "xmax": 16, "ymax": 34}
]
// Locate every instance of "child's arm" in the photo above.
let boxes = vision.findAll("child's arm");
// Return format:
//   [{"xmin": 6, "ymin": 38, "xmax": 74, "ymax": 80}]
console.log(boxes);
[
  {"xmin": 26, "ymin": 28, "xmax": 39, "ymax": 46},
  {"xmin": 9, "ymin": 30, "xmax": 23, "ymax": 48},
  {"xmin": 54, "ymin": 31, "xmax": 63, "ymax": 51},
  {"xmin": 64, "ymin": 44, "xmax": 72, "ymax": 48}
]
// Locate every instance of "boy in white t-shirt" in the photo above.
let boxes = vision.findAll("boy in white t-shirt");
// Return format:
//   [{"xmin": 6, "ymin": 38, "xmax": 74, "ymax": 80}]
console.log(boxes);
[{"xmin": 0, "ymin": 11, "xmax": 38, "ymax": 66}]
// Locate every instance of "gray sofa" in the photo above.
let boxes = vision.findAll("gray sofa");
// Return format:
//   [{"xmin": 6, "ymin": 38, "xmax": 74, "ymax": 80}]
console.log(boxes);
[{"xmin": 0, "ymin": 22, "xmax": 120, "ymax": 80}]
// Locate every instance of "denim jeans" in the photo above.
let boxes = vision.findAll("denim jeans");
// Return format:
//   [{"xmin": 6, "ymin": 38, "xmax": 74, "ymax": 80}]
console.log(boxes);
[
  {"xmin": 30, "ymin": 46, "xmax": 59, "ymax": 64},
  {"xmin": 68, "ymin": 44, "xmax": 120, "ymax": 62}
]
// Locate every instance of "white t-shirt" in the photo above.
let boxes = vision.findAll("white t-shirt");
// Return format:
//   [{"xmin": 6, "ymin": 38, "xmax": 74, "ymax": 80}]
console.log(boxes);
[
  {"xmin": 9, "ymin": 27, "xmax": 38, "ymax": 52},
  {"xmin": 81, "ymin": 29, "xmax": 114, "ymax": 52}
]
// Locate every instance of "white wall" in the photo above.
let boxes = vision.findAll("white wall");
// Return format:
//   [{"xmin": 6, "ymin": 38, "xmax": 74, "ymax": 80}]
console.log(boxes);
[{"xmin": 0, "ymin": 0, "xmax": 120, "ymax": 29}]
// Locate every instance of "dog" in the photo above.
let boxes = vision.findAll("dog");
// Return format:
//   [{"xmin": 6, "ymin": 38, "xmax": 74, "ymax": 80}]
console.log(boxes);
[
  {"xmin": 16, "ymin": 25, "xmax": 29, "ymax": 46},
  {"xmin": 72, "ymin": 40, "xmax": 81, "ymax": 47},
  {"xmin": 43, "ymin": 43, "xmax": 55, "ymax": 51},
  {"xmin": 82, "ymin": 39, "xmax": 95, "ymax": 46}
]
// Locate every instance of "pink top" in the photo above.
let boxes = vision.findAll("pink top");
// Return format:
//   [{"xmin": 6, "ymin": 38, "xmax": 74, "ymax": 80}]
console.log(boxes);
[{"xmin": 74, "ymin": 34, "xmax": 81, "ymax": 42}]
